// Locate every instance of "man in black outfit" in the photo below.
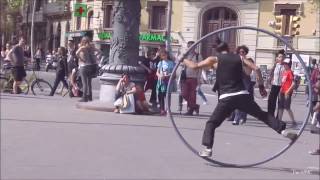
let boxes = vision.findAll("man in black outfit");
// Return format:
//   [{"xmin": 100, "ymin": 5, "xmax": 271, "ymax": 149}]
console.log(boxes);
[{"xmin": 183, "ymin": 41, "xmax": 297, "ymax": 157}]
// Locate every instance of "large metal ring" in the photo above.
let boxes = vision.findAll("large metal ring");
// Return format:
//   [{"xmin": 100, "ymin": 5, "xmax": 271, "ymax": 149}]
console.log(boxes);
[{"xmin": 166, "ymin": 26, "xmax": 312, "ymax": 168}]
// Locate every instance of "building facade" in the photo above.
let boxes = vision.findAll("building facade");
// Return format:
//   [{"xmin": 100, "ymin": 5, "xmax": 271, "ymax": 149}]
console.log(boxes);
[
  {"xmin": 256, "ymin": 0, "xmax": 320, "ymax": 69},
  {"xmin": 20, "ymin": 0, "xmax": 71, "ymax": 52},
  {"xmin": 67, "ymin": 0, "xmax": 319, "ymax": 68},
  {"xmin": 68, "ymin": 0, "xmax": 184, "ymax": 56}
]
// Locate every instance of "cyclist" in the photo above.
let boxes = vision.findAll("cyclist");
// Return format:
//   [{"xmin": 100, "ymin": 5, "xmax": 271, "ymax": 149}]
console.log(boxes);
[{"xmin": 6, "ymin": 38, "xmax": 27, "ymax": 94}]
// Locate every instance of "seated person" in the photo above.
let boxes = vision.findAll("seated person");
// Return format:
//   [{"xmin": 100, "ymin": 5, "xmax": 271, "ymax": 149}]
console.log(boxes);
[
  {"xmin": 114, "ymin": 73, "xmax": 136, "ymax": 113},
  {"xmin": 69, "ymin": 67, "xmax": 83, "ymax": 97},
  {"xmin": 135, "ymin": 85, "xmax": 151, "ymax": 114}
]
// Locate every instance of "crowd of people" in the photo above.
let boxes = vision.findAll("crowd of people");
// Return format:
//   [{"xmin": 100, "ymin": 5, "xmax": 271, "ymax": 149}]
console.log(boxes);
[{"xmin": 1, "ymin": 36, "xmax": 319, "ymax": 156}]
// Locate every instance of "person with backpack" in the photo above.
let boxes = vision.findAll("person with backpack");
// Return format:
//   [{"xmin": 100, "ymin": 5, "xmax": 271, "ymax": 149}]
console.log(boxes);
[{"xmin": 180, "ymin": 41, "xmax": 201, "ymax": 115}]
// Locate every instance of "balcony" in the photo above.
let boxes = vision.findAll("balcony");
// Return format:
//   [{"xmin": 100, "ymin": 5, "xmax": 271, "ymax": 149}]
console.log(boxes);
[
  {"xmin": 21, "ymin": 8, "xmax": 44, "ymax": 23},
  {"xmin": 44, "ymin": 2, "xmax": 69, "ymax": 16}
]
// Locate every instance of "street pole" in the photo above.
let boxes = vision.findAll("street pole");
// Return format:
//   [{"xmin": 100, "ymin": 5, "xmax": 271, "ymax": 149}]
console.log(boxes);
[
  {"xmin": 77, "ymin": 0, "xmax": 145, "ymax": 111},
  {"xmin": 30, "ymin": 0, "xmax": 36, "ymax": 62},
  {"xmin": 165, "ymin": 0, "xmax": 172, "ymax": 54}
]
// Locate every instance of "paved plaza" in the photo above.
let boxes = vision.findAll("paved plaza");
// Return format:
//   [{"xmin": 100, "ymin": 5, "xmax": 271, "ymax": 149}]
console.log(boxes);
[{"xmin": 0, "ymin": 89, "xmax": 319, "ymax": 180}]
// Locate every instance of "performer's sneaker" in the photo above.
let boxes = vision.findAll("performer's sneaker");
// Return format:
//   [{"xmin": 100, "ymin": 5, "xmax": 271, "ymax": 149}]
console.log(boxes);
[
  {"xmin": 199, "ymin": 148, "xmax": 212, "ymax": 157},
  {"xmin": 281, "ymin": 130, "xmax": 298, "ymax": 141}
]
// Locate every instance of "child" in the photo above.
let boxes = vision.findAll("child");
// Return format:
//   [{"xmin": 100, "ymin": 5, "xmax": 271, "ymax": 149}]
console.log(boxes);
[
  {"xmin": 156, "ymin": 50, "xmax": 175, "ymax": 116},
  {"xmin": 49, "ymin": 47, "xmax": 68, "ymax": 96},
  {"xmin": 277, "ymin": 58, "xmax": 297, "ymax": 127}
]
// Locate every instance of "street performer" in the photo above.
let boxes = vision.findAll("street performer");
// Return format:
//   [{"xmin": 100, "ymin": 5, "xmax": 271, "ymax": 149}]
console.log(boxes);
[{"xmin": 182, "ymin": 40, "xmax": 298, "ymax": 157}]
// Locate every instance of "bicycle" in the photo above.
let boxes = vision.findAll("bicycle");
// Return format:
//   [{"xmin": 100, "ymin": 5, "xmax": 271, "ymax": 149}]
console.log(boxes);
[{"xmin": 0, "ymin": 66, "xmax": 53, "ymax": 96}]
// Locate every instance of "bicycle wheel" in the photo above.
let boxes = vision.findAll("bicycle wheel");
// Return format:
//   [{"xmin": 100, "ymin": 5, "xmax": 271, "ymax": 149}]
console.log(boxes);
[
  {"xmin": 19, "ymin": 79, "xmax": 29, "ymax": 94},
  {"xmin": 0, "ymin": 77, "xmax": 8, "ymax": 92},
  {"xmin": 31, "ymin": 79, "xmax": 53, "ymax": 96}
]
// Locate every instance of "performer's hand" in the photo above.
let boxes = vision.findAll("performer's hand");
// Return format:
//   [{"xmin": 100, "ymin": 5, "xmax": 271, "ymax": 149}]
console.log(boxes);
[{"xmin": 259, "ymin": 84, "xmax": 267, "ymax": 97}]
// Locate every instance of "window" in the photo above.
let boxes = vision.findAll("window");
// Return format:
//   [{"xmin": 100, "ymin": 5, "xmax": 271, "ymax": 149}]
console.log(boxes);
[
  {"xmin": 151, "ymin": 6, "xmax": 166, "ymax": 30},
  {"xmin": 88, "ymin": 11, "xmax": 94, "ymax": 29},
  {"xmin": 76, "ymin": 17, "xmax": 81, "ymax": 30},
  {"xmin": 103, "ymin": 5, "xmax": 113, "ymax": 28}
]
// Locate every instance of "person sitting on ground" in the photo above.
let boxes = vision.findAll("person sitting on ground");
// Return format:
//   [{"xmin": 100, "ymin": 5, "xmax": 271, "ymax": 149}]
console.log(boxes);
[
  {"xmin": 69, "ymin": 67, "xmax": 83, "ymax": 97},
  {"xmin": 114, "ymin": 73, "xmax": 136, "ymax": 114},
  {"xmin": 135, "ymin": 85, "xmax": 151, "ymax": 114}
]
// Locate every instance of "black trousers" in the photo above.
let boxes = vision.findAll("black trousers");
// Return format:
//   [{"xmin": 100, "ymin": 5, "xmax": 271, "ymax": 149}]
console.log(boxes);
[
  {"xmin": 150, "ymin": 82, "xmax": 157, "ymax": 103},
  {"xmin": 50, "ymin": 73, "xmax": 68, "ymax": 96},
  {"xmin": 202, "ymin": 94, "xmax": 286, "ymax": 148},
  {"xmin": 268, "ymin": 85, "xmax": 281, "ymax": 116}
]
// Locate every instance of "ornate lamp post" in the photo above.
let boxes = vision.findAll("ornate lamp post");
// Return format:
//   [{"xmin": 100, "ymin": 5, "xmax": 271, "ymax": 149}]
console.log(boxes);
[
  {"xmin": 99, "ymin": 0, "xmax": 144, "ymax": 101},
  {"xmin": 77, "ymin": 0, "xmax": 144, "ymax": 111}
]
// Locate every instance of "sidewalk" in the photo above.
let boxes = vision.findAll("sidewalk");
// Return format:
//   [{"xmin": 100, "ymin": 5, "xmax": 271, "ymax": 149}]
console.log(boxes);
[{"xmin": 0, "ymin": 93, "xmax": 319, "ymax": 179}]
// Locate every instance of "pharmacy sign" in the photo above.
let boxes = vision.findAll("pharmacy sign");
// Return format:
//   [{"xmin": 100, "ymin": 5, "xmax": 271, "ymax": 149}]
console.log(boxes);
[{"xmin": 74, "ymin": 3, "xmax": 87, "ymax": 17}]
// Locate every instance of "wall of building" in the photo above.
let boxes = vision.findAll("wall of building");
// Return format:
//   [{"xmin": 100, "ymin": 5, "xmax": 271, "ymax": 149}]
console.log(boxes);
[
  {"xmin": 181, "ymin": 0, "xmax": 259, "ymax": 58},
  {"xmin": 256, "ymin": 0, "xmax": 320, "ymax": 68}
]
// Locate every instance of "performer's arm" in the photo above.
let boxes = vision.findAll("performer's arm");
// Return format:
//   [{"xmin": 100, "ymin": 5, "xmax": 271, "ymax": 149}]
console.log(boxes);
[{"xmin": 183, "ymin": 56, "xmax": 217, "ymax": 69}]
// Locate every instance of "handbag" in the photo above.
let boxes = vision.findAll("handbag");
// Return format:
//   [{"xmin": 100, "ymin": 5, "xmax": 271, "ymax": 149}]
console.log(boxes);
[{"xmin": 121, "ymin": 94, "xmax": 130, "ymax": 109}]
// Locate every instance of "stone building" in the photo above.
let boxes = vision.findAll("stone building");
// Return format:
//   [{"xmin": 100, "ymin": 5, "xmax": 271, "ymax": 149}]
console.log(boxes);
[
  {"xmin": 67, "ymin": 0, "xmax": 319, "ymax": 68},
  {"xmin": 20, "ymin": 0, "xmax": 71, "ymax": 52},
  {"xmin": 256, "ymin": 0, "xmax": 320, "ymax": 69}
]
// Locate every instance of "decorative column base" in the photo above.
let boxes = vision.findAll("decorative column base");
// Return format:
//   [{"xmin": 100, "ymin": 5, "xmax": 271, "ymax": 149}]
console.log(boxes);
[{"xmin": 76, "ymin": 64, "xmax": 145, "ymax": 112}]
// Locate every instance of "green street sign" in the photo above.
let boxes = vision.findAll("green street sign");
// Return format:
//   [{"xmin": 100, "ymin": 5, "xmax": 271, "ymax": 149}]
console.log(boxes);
[
  {"xmin": 98, "ymin": 32, "xmax": 173, "ymax": 43},
  {"xmin": 74, "ymin": 3, "xmax": 87, "ymax": 17}
]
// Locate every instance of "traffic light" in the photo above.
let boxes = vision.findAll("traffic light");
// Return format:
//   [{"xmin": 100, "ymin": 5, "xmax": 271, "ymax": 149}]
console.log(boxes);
[
  {"xmin": 274, "ymin": 15, "xmax": 285, "ymax": 35},
  {"xmin": 289, "ymin": 15, "xmax": 300, "ymax": 36}
]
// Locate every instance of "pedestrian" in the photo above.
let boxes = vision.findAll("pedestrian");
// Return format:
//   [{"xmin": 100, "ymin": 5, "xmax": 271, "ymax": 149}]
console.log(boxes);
[
  {"xmin": 49, "ymin": 47, "xmax": 68, "ymax": 96},
  {"xmin": 268, "ymin": 49, "xmax": 285, "ymax": 116},
  {"xmin": 231, "ymin": 46, "xmax": 256, "ymax": 125},
  {"xmin": 138, "ymin": 48, "xmax": 159, "ymax": 108},
  {"xmin": 277, "ymin": 58, "xmax": 297, "ymax": 127},
  {"xmin": 76, "ymin": 36, "xmax": 100, "ymax": 102},
  {"xmin": 6, "ymin": 38, "xmax": 27, "ymax": 94},
  {"xmin": 309, "ymin": 74, "xmax": 320, "ymax": 155},
  {"xmin": 1, "ymin": 47, "xmax": 6, "ymax": 62},
  {"xmin": 180, "ymin": 41, "xmax": 201, "ymax": 115},
  {"xmin": 156, "ymin": 49, "xmax": 175, "ymax": 116},
  {"xmin": 197, "ymin": 69, "xmax": 208, "ymax": 105},
  {"xmin": 34, "ymin": 48, "xmax": 42, "ymax": 71},
  {"xmin": 310, "ymin": 60, "xmax": 319, "ymax": 109},
  {"xmin": 182, "ymin": 40, "xmax": 297, "ymax": 157}
]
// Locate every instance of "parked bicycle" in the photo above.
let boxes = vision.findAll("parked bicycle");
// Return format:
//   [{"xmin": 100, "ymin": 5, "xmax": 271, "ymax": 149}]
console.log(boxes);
[{"xmin": 0, "ymin": 65, "xmax": 53, "ymax": 95}]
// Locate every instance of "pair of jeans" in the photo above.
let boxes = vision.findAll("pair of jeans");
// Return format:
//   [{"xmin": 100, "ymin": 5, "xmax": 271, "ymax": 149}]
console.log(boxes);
[
  {"xmin": 268, "ymin": 85, "xmax": 281, "ymax": 116},
  {"xmin": 79, "ymin": 64, "xmax": 96, "ymax": 100},
  {"xmin": 181, "ymin": 78, "xmax": 198, "ymax": 109},
  {"xmin": 202, "ymin": 94, "xmax": 286, "ymax": 148},
  {"xmin": 197, "ymin": 86, "xmax": 208, "ymax": 102}
]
